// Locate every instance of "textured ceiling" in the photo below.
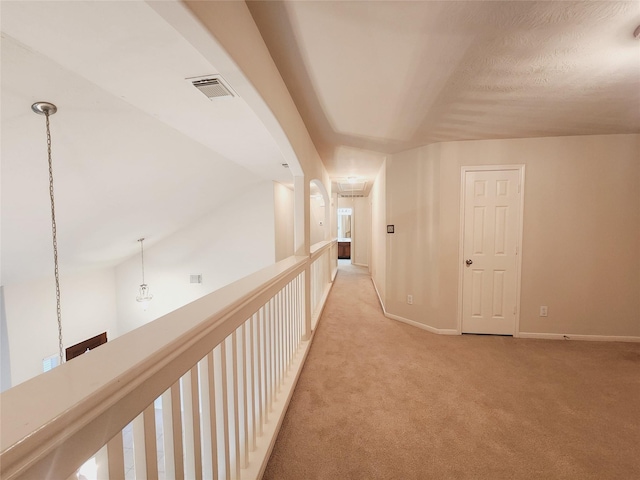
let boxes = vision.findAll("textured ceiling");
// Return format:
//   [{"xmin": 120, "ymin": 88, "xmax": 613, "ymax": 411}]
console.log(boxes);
[
  {"xmin": 248, "ymin": 0, "xmax": 640, "ymax": 184},
  {"xmin": 2, "ymin": 1, "xmax": 639, "ymax": 285}
]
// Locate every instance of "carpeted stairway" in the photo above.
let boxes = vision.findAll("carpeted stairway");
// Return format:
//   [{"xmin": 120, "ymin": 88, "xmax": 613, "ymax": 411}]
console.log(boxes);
[{"xmin": 263, "ymin": 264, "xmax": 640, "ymax": 479}]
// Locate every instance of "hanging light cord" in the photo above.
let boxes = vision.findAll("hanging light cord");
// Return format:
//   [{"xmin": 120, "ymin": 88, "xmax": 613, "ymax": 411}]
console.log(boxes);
[
  {"xmin": 45, "ymin": 110, "xmax": 64, "ymax": 365},
  {"xmin": 139, "ymin": 238, "xmax": 146, "ymax": 285}
]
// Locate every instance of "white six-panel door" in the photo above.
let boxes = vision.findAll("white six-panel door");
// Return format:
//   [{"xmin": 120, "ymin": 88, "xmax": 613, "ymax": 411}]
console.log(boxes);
[{"xmin": 461, "ymin": 168, "xmax": 522, "ymax": 335}]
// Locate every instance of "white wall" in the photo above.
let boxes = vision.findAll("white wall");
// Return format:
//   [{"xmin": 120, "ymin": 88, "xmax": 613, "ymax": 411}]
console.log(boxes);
[
  {"xmin": 330, "ymin": 192, "xmax": 338, "ymax": 239},
  {"xmin": 274, "ymin": 182, "xmax": 294, "ymax": 261},
  {"xmin": 1, "ymin": 287, "xmax": 13, "ymax": 391},
  {"xmin": 370, "ymin": 162, "xmax": 387, "ymax": 301},
  {"xmin": 3, "ymin": 180, "xmax": 283, "ymax": 387},
  {"xmin": 184, "ymin": 0, "xmax": 327, "ymax": 182},
  {"xmin": 377, "ymin": 133, "xmax": 640, "ymax": 337},
  {"xmin": 3, "ymin": 268, "xmax": 118, "ymax": 387},
  {"xmin": 115, "ymin": 181, "xmax": 276, "ymax": 334},
  {"xmin": 352, "ymin": 197, "xmax": 371, "ymax": 267},
  {"xmin": 310, "ymin": 194, "xmax": 326, "ymax": 246},
  {"xmin": 384, "ymin": 148, "xmax": 441, "ymax": 325}
]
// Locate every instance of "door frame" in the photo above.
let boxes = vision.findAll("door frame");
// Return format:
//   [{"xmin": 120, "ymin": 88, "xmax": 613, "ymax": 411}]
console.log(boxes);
[{"xmin": 456, "ymin": 165, "xmax": 526, "ymax": 336}]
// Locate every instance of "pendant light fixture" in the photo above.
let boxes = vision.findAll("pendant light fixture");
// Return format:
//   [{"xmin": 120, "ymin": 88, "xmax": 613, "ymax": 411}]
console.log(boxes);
[
  {"xmin": 136, "ymin": 237, "xmax": 153, "ymax": 310},
  {"xmin": 32, "ymin": 101, "xmax": 64, "ymax": 365}
]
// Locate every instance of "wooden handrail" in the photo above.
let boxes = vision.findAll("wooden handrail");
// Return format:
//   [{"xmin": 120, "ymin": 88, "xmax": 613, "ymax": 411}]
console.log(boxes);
[{"xmin": 0, "ymin": 255, "xmax": 308, "ymax": 480}]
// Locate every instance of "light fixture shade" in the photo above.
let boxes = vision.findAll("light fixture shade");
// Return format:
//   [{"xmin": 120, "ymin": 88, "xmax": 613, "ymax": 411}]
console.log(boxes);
[
  {"xmin": 136, "ymin": 283, "xmax": 153, "ymax": 310},
  {"xmin": 136, "ymin": 237, "xmax": 153, "ymax": 309}
]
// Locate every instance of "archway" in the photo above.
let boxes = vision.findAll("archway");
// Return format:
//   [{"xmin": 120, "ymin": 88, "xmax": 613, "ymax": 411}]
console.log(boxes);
[{"xmin": 310, "ymin": 179, "xmax": 330, "ymax": 245}]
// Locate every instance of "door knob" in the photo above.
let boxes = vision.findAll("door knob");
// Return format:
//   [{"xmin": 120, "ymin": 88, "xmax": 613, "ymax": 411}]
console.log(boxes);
[{"xmin": 465, "ymin": 259, "xmax": 473, "ymax": 266}]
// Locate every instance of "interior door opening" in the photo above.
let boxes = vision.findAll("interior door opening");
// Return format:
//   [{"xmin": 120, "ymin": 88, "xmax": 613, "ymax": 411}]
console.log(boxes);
[{"xmin": 337, "ymin": 207, "xmax": 352, "ymax": 260}]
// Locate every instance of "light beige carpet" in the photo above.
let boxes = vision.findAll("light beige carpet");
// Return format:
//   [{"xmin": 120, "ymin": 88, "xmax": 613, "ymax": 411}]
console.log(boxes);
[{"xmin": 263, "ymin": 264, "xmax": 640, "ymax": 479}]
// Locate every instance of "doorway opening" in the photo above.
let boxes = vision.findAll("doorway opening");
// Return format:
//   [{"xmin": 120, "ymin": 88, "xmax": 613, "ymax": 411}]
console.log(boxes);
[{"xmin": 337, "ymin": 207, "xmax": 352, "ymax": 260}]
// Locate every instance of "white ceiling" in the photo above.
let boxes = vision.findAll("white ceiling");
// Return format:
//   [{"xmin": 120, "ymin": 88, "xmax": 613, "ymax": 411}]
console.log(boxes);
[
  {"xmin": 248, "ymin": 0, "xmax": 640, "ymax": 190},
  {"xmin": 1, "ymin": 1, "xmax": 291, "ymax": 285},
  {"xmin": 2, "ymin": 1, "xmax": 639, "ymax": 285}
]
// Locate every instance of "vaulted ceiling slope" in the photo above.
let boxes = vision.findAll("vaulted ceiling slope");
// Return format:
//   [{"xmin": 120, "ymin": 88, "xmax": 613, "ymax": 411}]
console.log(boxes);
[
  {"xmin": 248, "ymin": 0, "xmax": 640, "ymax": 181},
  {"xmin": 1, "ymin": 1, "xmax": 290, "ymax": 285}
]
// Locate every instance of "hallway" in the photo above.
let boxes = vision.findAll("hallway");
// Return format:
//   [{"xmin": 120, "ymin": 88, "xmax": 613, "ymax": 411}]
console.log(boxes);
[{"xmin": 264, "ymin": 264, "xmax": 640, "ymax": 479}]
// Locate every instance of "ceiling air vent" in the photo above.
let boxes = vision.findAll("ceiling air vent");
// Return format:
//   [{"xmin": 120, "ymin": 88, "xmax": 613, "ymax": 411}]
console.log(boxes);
[
  {"xmin": 189, "ymin": 75, "xmax": 235, "ymax": 99},
  {"xmin": 338, "ymin": 181, "xmax": 366, "ymax": 192}
]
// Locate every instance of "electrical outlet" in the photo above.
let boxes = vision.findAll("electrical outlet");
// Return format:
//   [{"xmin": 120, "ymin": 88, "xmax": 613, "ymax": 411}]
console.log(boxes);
[
  {"xmin": 407, "ymin": 295, "xmax": 413, "ymax": 305},
  {"xmin": 539, "ymin": 306, "xmax": 548, "ymax": 317}
]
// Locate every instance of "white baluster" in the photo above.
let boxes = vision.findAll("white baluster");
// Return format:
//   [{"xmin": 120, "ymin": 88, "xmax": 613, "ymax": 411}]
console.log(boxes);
[
  {"xmin": 205, "ymin": 352, "xmax": 219, "ymax": 480},
  {"xmin": 132, "ymin": 413, "xmax": 147, "ymax": 479},
  {"xmin": 199, "ymin": 357, "xmax": 214, "ymax": 480},
  {"xmin": 296, "ymin": 277, "xmax": 300, "ymax": 347},
  {"xmin": 238, "ymin": 324, "xmax": 249, "ymax": 468},
  {"xmin": 229, "ymin": 333, "xmax": 241, "ymax": 480},
  {"xmin": 143, "ymin": 403, "xmax": 159, "ymax": 479},
  {"xmin": 191, "ymin": 366, "xmax": 203, "ymax": 480},
  {"xmin": 171, "ymin": 382, "xmax": 185, "ymax": 480},
  {"xmin": 276, "ymin": 290, "xmax": 284, "ymax": 393},
  {"xmin": 161, "ymin": 389, "xmax": 176, "ymax": 480},
  {"xmin": 181, "ymin": 373, "xmax": 196, "ymax": 480},
  {"xmin": 267, "ymin": 299, "xmax": 274, "ymax": 408},
  {"xmin": 257, "ymin": 306, "xmax": 265, "ymax": 429},
  {"xmin": 94, "ymin": 445, "xmax": 109, "ymax": 480},
  {"xmin": 248, "ymin": 316, "xmax": 256, "ymax": 452},
  {"xmin": 287, "ymin": 283, "xmax": 292, "ymax": 367},
  {"xmin": 107, "ymin": 431, "xmax": 125, "ymax": 479},
  {"xmin": 218, "ymin": 341, "xmax": 231, "ymax": 480}
]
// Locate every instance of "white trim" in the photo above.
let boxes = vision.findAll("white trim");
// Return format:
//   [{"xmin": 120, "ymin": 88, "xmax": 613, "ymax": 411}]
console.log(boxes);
[
  {"xmin": 371, "ymin": 278, "xmax": 458, "ymax": 336},
  {"xmin": 311, "ymin": 281, "xmax": 334, "ymax": 330},
  {"xmin": 517, "ymin": 332, "xmax": 640, "ymax": 343},
  {"xmin": 352, "ymin": 262, "xmax": 368, "ymax": 268},
  {"xmin": 252, "ymin": 330, "xmax": 316, "ymax": 479},
  {"xmin": 457, "ymin": 165, "xmax": 526, "ymax": 336},
  {"xmin": 515, "ymin": 167, "xmax": 526, "ymax": 335},
  {"xmin": 456, "ymin": 167, "xmax": 466, "ymax": 334},
  {"xmin": 371, "ymin": 277, "xmax": 385, "ymax": 312},
  {"xmin": 385, "ymin": 312, "xmax": 459, "ymax": 336}
]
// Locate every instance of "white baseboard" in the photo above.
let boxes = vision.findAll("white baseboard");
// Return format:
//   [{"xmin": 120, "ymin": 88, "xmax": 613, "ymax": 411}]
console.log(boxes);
[
  {"xmin": 352, "ymin": 262, "xmax": 369, "ymax": 268},
  {"xmin": 249, "ymin": 273, "xmax": 341, "ymax": 478},
  {"xmin": 370, "ymin": 279, "xmax": 639, "ymax": 342},
  {"xmin": 385, "ymin": 312, "xmax": 459, "ymax": 335},
  {"xmin": 371, "ymin": 276, "xmax": 386, "ymax": 313},
  {"xmin": 311, "ymin": 282, "xmax": 334, "ymax": 330},
  {"xmin": 370, "ymin": 278, "xmax": 458, "ymax": 336},
  {"xmin": 517, "ymin": 332, "xmax": 640, "ymax": 343},
  {"xmin": 250, "ymin": 330, "xmax": 316, "ymax": 480}
]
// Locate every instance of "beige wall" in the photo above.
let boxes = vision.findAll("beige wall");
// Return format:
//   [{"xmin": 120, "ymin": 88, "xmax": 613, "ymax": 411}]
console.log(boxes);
[
  {"xmin": 385, "ymin": 148, "xmax": 443, "ymax": 326},
  {"xmin": 378, "ymin": 134, "xmax": 640, "ymax": 337},
  {"xmin": 274, "ymin": 182, "xmax": 294, "ymax": 261},
  {"xmin": 370, "ymin": 162, "xmax": 387, "ymax": 302},
  {"xmin": 330, "ymin": 192, "xmax": 338, "ymax": 239},
  {"xmin": 353, "ymin": 197, "xmax": 371, "ymax": 267},
  {"xmin": 310, "ymin": 195, "xmax": 326, "ymax": 245}
]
